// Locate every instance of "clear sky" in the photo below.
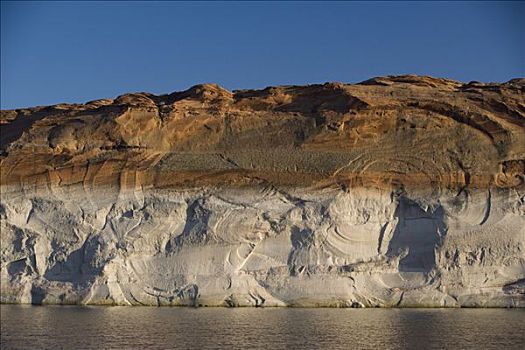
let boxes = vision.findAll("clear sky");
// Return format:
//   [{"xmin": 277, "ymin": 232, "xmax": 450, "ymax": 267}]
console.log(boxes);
[{"xmin": 1, "ymin": 1, "xmax": 524, "ymax": 109}]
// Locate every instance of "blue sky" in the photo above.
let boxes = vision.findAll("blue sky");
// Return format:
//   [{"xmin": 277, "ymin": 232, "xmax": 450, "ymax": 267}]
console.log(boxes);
[{"xmin": 1, "ymin": 1, "xmax": 524, "ymax": 109}]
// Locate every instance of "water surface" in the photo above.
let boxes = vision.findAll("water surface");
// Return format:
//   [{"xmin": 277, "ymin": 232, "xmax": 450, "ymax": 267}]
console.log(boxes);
[{"xmin": 1, "ymin": 305, "xmax": 524, "ymax": 349}]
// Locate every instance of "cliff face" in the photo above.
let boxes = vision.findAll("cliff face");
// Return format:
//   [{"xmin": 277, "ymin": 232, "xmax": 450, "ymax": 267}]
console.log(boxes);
[{"xmin": 1, "ymin": 75, "xmax": 524, "ymax": 307}]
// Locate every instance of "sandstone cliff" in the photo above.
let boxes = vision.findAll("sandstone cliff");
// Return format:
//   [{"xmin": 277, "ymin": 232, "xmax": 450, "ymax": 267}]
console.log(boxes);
[{"xmin": 1, "ymin": 75, "xmax": 524, "ymax": 306}]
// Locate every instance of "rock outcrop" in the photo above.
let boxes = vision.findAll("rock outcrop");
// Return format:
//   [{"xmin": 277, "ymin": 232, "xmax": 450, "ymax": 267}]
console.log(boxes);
[{"xmin": 1, "ymin": 75, "xmax": 524, "ymax": 307}]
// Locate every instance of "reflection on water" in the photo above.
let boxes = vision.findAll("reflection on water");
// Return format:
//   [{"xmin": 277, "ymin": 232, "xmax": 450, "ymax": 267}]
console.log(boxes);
[{"xmin": 1, "ymin": 305, "xmax": 524, "ymax": 350}]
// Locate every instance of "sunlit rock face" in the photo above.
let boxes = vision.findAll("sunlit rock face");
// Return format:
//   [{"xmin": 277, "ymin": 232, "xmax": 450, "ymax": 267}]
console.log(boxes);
[{"xmin": 1, "ymin": 75, "xmax": 524, "ymax": 307}]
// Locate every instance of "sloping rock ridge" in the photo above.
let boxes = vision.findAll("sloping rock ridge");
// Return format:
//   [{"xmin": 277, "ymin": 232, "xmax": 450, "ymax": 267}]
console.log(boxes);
[{"xmin": 1, "ymin": 75, "xmax": 524, "ymax": 307}]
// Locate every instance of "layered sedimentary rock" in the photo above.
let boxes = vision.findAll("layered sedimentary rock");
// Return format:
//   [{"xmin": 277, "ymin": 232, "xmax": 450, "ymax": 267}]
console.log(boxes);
[{"xmin": 1, "ymin": 75, "xmax": 524, "ymax": 307}]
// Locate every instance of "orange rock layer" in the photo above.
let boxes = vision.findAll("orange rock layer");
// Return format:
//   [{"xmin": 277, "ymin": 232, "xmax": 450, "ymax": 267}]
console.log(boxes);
[{"xmin": 1, "ymin": 75, "xmax": 524, "ymax": 191}]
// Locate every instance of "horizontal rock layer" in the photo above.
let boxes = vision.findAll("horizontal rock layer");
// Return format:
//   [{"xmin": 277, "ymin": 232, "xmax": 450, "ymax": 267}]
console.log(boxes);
[{"xmin": 1, "ymin": 75, "xmax": 524, "ymax": 306}]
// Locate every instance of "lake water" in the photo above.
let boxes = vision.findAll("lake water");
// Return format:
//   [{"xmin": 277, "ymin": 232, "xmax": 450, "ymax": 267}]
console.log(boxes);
[{"xmin": 1, "ymin": 305, "xmax": 524, "ymax": 349}]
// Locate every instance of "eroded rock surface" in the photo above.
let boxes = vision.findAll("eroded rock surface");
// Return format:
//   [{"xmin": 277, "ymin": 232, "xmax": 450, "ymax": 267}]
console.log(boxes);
[{"xmin": 1, "ymin": 75, "xmax": 524, "ymax": 306}]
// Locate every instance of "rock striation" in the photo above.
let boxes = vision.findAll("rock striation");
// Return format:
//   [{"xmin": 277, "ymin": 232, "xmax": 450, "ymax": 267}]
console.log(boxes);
[{"xmin": 1, "ymin": 75, "xmax": 524, "ymax": 307}]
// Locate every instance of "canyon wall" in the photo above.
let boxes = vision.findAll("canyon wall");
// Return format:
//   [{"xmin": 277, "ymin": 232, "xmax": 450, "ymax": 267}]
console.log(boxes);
[{"xmin": 1, "ymin": 75, "xmax": 524, "ymax": 306}]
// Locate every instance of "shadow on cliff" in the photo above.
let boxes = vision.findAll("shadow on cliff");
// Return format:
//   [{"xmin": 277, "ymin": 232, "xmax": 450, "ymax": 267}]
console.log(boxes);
[
  {"xmin": 44, "ymin": 236, "xmax": 105, "ymax": 284},
  {"xmin": 0, "ymin": 109, "xmax": 50, "ymax": 151},
  {"xmin": 287, "ymin": 226, "xmax": 315, "ymax": 276},
  {"xmin": 386, "ymin": 197, "xmax": 447, "ymax": 273}
]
